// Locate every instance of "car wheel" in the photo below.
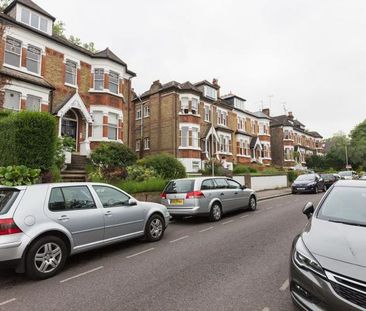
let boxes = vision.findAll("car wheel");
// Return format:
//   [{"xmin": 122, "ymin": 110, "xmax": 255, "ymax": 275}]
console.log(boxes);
[
  {"xmin": 209, "ymin": 202, "xmax": 222, "ymax": 222},
  {"xmin": 144, "ymin": 214, "xmax": 165, "ymax": 242},
  {"xmin": 248, "ymin": 196, "xmax": 257, "ymax": 211},
  {"xmin": 25, "ymin": 236, "xmax": 67, "ymax": 280},
  {"xmin": 291, "ymin": 189, "xmax": 296, "ymax": 194},
  {"xmin": 314, "ymin": 186, "xmax": 318, "ymax": 194},
  {"xmin": 323, "ymin": 185, "xmax": 327, "ymax": 192}
]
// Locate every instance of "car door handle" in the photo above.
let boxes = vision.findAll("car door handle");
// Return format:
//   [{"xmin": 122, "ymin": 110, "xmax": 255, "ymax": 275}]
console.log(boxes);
[
  {"xmin": 220, "ymin": 193, "xmax": 224, "ymax": 196},
  {"xmin": 58, "ymin": 215, "xmax": 69, "ymax": 221},
  {"xmin": 234, "ymin": 192, "xmax": 238, "ymax": 195},
  {"xmin": 105, "ymin": 211, "xmax": 113, "ymax": 216}
]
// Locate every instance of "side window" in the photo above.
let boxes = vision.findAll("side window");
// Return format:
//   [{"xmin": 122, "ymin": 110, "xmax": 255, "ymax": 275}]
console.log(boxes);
[
  {"xmin": 227, "ymin": 179, "xmax": 241, "ymax": 189},
  {"xmin": 214, "ymin": 179, "xmax": 229, "ymax": 189},
  {"xmin": 93, "ymin": 186, "xmax": 130, "ymax": 208},
  {"xmin": 201, "ymin": 179, "xmax": 214, "ymax": 190},
  {"xmin": 48, "ymin": 186, "xmax": 96, "ymax": 212}
]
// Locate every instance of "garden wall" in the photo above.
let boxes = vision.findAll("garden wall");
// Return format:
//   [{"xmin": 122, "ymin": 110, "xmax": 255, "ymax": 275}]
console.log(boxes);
[{"xmin": 233, "ymin": 174, "xmax": 288, "ymax": 191}]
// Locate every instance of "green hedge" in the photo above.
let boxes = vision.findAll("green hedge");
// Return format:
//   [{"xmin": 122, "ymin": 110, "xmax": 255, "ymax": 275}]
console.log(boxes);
[
  {"xmin": 0, "ymin": 111, "xmax": 57, "ymax": 170},
  {"xmin": 116, "ymin": 178, "xmax": 167, "ymax": 194}
]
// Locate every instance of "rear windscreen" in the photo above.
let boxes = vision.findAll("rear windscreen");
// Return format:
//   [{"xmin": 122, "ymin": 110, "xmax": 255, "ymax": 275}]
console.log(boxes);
[
  {"xmin": 0, "ymin": 189, "xmax": 20, "ymax": 215},
  {"xmin": 165, "ymin": 180, "xmax": 194, "ymax": 194}
]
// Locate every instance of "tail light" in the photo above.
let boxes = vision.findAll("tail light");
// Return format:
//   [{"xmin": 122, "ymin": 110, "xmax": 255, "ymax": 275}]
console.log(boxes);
[
  {"xmin": 160, "ymin": 192, "xmax": 167, "ymax": 199},
  {"xmin": 0, "ymin": 218, "xmax": 22, "ymax": 236},
  {"xmin": 186, "ymin": 191, "xmax": 205, "ymax": 199}
]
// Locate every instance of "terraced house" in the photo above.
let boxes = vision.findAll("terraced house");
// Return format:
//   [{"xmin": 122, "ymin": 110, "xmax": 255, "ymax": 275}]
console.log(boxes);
[
  {"xmin": 270, "ymin": 111, "xmax": 324, "ymax": 168},
  {"xmin": 132, "ymin": 79, "xmax": 272, "ymax": 173},
  {"xmin": 0, "ymin": 0, "xmax": 135, "ymax": 156}
]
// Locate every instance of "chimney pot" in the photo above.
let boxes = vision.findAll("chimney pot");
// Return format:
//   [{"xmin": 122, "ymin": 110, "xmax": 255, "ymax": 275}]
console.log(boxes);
[
  {"xmin": 262, "ymin": 108, "xmax": 270, "ymax": 116},
  {"xmin": 288, "ymin": 111, "xmax": 294, "ymax": 120}
]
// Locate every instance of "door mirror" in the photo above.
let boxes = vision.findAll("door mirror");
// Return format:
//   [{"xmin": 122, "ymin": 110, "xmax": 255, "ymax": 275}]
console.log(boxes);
[
  {"xmin": 303, "ymin": 202, "xmax": 314, "ymax": 219},
  {"xmin": 128, "ymin": 198, "xmax": 138, "ymax": 206},
  {"xmin": 241, "ymin": 184, "xmax": 247, "ymax": 190}
]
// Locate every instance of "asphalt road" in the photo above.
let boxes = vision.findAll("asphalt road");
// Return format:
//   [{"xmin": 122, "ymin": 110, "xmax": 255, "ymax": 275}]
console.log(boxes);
[{"xmin": 0, "ymin": 193, "xmax": 324, "ymax": 311}]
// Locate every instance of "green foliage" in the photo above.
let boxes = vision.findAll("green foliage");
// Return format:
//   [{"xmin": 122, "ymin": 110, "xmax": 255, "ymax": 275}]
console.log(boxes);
[
  {"xmin": 0, "ymin": 111, "xmax": 57, "ymax": 170},
  {"xmin": 62, "ymin": 136, "xmax": 76, "ymax": 152},
  {"xmin": 288, "ymin": 170, "xmax": 299, "ymax": 183},
  {"xmin": 126, "ymin": 165, "xmax": 158, "ymax": 182},
  {"xmin": 91, "ymin": 142, "xmax": 137, "ymax": 168},
  {"xmin": 349, "ymin": 120, "xmax": 366, "ymax": 169},
  {"xmin": 0, "ymin": 166, "xmax": 41, "ymax": 186},
  {"xmin": 53, "ymin": 20, "xmax": 66, "ymax": 37},
  {"xmin": 0, "ymin": 109, "xmax": 12, "ymax": 119},
  {"xmin": 306, "ymin": 155, "xmax": 326, "ymax": 170},
  {"xmin": 116, "ymin": 178, "xmax": 167, "ymax": 194},
  {"xmin": 138, "ymin": 153, "xmax": 186, "ymax": 179},
  {"xmin": 233, "ymin": 165, "xmax": 258, "ymax": 175},
  {"xmin": 50, "ymin": 165, "xmax": 62, "ymax": 183},
  {"xmin": 54, "ymin": 137, "xmax": 66, "ymax": 169},
  {"xmin": 200, "ymin": 160, "xmax": 226, "ymax": 176}
]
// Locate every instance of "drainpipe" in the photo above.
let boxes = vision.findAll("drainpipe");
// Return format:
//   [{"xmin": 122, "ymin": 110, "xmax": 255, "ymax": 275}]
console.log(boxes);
[{"xmin": 127, "ymin": 77, "xmax": 132, "ymax": 147}]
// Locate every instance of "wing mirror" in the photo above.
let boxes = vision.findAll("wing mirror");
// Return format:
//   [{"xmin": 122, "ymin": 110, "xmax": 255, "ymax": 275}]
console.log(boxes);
[
  {"xmin": 241, "ymin": 184, "xmax": 247, "ymax": 190},
  {"xmin": 303, "ymin": 202, "xmax": 314, "ymax": 219},
  {"xmin": 128, "ymin": 198, "xmax": 138, "ymax": 206}
]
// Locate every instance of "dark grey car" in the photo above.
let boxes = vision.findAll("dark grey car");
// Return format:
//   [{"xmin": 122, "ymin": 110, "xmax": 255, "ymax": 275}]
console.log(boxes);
[{"xmin": 290, "ymin": 180, "xmax": 366, "ymax": 310}]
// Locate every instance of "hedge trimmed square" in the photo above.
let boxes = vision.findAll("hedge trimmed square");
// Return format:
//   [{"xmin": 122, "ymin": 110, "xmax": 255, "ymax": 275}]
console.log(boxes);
[{"xmin": 0, "ymin": 111, "xmax": 57, "ymax": 170}]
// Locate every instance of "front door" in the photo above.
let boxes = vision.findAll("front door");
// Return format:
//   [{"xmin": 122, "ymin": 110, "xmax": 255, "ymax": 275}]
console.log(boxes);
[{"xmin": 61, "ymin": 110, "xmax": 78, "ymax": 149}]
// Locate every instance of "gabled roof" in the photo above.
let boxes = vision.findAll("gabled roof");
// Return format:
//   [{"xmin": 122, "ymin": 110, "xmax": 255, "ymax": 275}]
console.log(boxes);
[
  {"xmin": 138, "ymin": 80, "xmax": 201, "ymax": 99},
  {"xmin": 4, "ymin": 0, "xmax": 56, "ymax": 21},
  {"xmin": 94, "ymin": 48, "xmax": 127, "ymax": 67},
  {"xmin": 194, "ymin": 80, "xmax": 220, "ymax": 90},
  {"xmin": 253, "ymin": 111, "xmax": 270, "ymax": 119},
  {"xmin": 308, "ymin": 131, "xmax": 323, "ymax": 139},
  {"xmin": 271, "ymin": 115, "xmax": 294, "ymax": 127}
]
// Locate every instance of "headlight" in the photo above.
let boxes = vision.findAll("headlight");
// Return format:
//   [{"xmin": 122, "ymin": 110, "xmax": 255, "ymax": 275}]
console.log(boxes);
[
  {"xmin": 293, "ymin": 237, "xmax": 326, "ymax": 278},
  {"xmin": 308, "ymin": 182, "xmax": 317, "ymax": 186}
]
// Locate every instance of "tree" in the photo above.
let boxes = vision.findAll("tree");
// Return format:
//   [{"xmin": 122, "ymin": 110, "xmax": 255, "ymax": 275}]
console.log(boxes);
[
  {"xmin": 324, "ymin": 133, "xmax": 350, "ymax": 170},
  {"xmin": 53, "ymin": 20, "xmax": 98, "ymax": 53},
  {"xmin": 306, "ymin": 155, "xmax": 326, "ymax": 170},
  {"xmin": 349, "ymin": 119, "xmax": 366, "ymax": 170}
]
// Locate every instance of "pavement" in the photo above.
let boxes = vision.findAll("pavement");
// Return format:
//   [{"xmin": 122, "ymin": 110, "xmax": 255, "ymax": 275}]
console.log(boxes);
[{"xmin": 0, "ymin": 192, "xmax": 324, "ymax": 311}]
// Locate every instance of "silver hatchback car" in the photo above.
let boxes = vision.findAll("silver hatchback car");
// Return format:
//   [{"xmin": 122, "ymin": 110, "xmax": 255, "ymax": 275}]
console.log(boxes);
[
  {"xmin": 160, "ymin": 177, "xmax": 257, "ymax": 221},
  {"xmin": 0, "ymin": 183, "xmax": 170, "ymax": 279}
]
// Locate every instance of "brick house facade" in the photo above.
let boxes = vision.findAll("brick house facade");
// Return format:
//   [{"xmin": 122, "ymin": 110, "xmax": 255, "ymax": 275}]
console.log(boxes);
[
  {"xmin": 270, "ymin": 111, "xmax": 324, "ymax": 168},
  {"xmin": 0, "ymin": 0, "xmax": 135, "ymax": 155},
  {"xmin": 132, "ymin": 79, "xmax": 272, "ymax": 173}
]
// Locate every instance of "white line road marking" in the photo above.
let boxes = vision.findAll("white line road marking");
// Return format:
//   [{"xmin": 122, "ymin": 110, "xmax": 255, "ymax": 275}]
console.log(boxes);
[
  {"xmin": 255, "ymin": 210, "xmax": 263, "ymax": 214},
  {"xmin": 280, "ymin": 279, "xmax": 290, "ymax": 291},
  {"xmin": 126, "ymin": 248, "xmax": 155, "ymax": 259},
  {"xmin": 170, "ymin": 235, "xmax": 189, "ymax": 243},
  {"xmin": 199, "ymin": 226, "xmax": 214, "ymax": 233},
  {"xmin": 222, "ymin": 220, "xmax": 234, "ymax": 225},
  {"xmin": 0, "ymin": 298, "xmax": 16, "ymax": 306},
  {"xmin": 262, "ymin": 307, "xmax": 270, "ymax": 311},
  {"xmin": 266, "ymin": 207, "xmax": 273, "ymax": 210},
  {"xmin": 60, "ymin": 266, "xmax": 104, "ymax": 283},
  {"xmin": 240, "ymin": 215, "xmax": 249, "ymax": 219}
]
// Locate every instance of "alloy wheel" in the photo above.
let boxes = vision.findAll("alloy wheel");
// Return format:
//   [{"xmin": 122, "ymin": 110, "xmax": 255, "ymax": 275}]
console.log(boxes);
[
  {"xmin": 212, "ymin": 205, "xmax": 222, "ymax": 220},
  {"xmin": 250, "ymin": 197, "xmax": 256, "ymax": 210},
  {"xmin": 34, "ymin": 242, "xmax": 62, "ymax": 274},
  {"xmin": 150, "ymin": 218, "xmax": 163, "ymax": 239}
]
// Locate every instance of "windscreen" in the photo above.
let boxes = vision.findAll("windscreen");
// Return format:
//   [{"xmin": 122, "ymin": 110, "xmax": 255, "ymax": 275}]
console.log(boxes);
[
  {"xmin": 296, "ymin": 174, "xmax": 315, "ymax": 182},
  {"xmin": 318, "ymin": 186, "xmax": 366, "ymax": 226},
  {"xmin": 0, "ymin": 189, "xmax": 20, "ymax": 215},
  {"xmin": 165, "ymin": 180, "xmax": 194, "ymax": 194}
]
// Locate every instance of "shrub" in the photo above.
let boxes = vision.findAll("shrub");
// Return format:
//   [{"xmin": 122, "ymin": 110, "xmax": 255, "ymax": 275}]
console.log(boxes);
[
  {"xmin": 62, "ymin": 136, "xmax": 76, "ymax": 152},
  {"xmin": 233, "ymin": 165, "xmax": 258, "ymax": 174},
  {"xmin": 126, "ymin": 165, "xmax": 158, "ymax": 182},
  {"xmin": 116, "ymin": 178, "xmax": 167, "ymax": 194},
  {"xmin": 288, "ymin": 170, "xmax": 299, "ymax": 183},
  {"xmin": 138, "ymin": 153, "xmax": 186, "ymax": 179},
  {"xmin": 91, "ymin": 142, "xmax": 137, "ymax": 168},
  {"xmin": 54, "ymin": 137, "xmax": 66, "ymax": 169},
  {"xmin": 0, "ymin": 165, "xmax": 41, "ymax": 186},
  {"xmin": 101, "ymin": 167, "xmax": 128, "ymax": 182},
  {"xmin": 0, "ymin": 111, "xmax": 57, "ymax": 170},
  {"xmin": 200, "ymin": 160, "xmax": 228, "ymax": 176}
]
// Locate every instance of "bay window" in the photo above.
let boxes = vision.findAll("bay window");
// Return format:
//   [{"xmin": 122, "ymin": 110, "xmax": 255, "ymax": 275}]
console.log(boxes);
[
  {"xmin": 192, "ymin": 128, "xmax": 199, "ymax": 148},
  {"xmin": 204, "ymin": 105, "xmax": 211, "ymax": 122},
  {"xmin": 191, "ymin": 98, "xmax": 198, "ymax": 115},
  {"xmin": 109, "ymin": 71, "xmax": 119, "ymax": 94},
  {"xmin": 108, "ymin": 113, "xmax": 118, "ymax": 140},
  {"xmin": 26, "ymin": 95, "xmax": 41, "ymax": 111},
  {"xmin": 4, "ymin": 37, "xmax": 21, "ymax": 67},
  {"xmin": 26, "ymin": 45, "xmax": 41, "ymax": 74},
  {"xmin": 3, "ymin": 90, "xmax": 20, "ymax": 111},
  {"xmin": 181, "ymin": 97, "xmax": 189, "ymax": 114},
  {"xmin": 92, "ymin": 111, "xmax": 103, "ymax": 139},
  {"xmin": 94, "ymin": 69, "xmax": 104, "ymax": 90},
  {"xmin": 181, "ymin": 126, "xmax": 189, "ymax": 147},
  {"xmin": 217, "ymin": 110, "xmax": 227, "ymax": 126}
]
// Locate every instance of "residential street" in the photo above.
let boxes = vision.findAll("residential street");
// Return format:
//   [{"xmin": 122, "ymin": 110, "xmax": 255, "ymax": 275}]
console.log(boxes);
[{"xmin": 0, "ymin": 193, "xmax": 323, "ymax": 311}]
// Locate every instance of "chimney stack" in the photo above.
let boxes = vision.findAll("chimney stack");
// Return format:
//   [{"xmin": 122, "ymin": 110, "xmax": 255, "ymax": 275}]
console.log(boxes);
[
  {"xmin": 262, "ymin": 108, "xmax": 270, "ymax": 116},
  {"xmin": 150, "ymin": 80, "xmax": 162, "ymax": 92},
  {"xmin": 212, "ymin": 78, "xmax": 220, "ymax": 98},
  {"xmin": 288, "ymin": 111, "xmax": 294, "ymax": 120}
]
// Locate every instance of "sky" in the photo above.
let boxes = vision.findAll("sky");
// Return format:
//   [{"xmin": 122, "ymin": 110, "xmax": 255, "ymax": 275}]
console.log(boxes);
[{"xmin": 36, "ymin": 0, "xmax": 366, "ymax": 138}]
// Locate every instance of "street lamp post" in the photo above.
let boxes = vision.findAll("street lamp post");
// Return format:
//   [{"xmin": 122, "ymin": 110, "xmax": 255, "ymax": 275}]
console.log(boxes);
[
  {"xmin": 211, "ymin": 106, "xmax": 215, "ymax": 176},
  {"xmin": 345, "ymin": 143, "xmax": 349, "ymax": 169}
]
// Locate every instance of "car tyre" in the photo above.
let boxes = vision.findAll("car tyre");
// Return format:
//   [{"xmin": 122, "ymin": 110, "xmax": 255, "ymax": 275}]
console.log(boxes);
[
  {"xmin": 209, "ymin": 202, "xmax": 222, "ymax": 222},
  {"xmin": 291, "ymin": 189, "xmax": 297, "ymax": 194},
  {"xmin": 248, "ymin": 196, "xmax": 257, "ymax": 211},
  {"xmin": 144, "ymin": 214, "xmax": 165, "ymax": 242},
  {"xmin": 314, "ymin": 187, "xmax": 319, "ymax": 194},
  {"xmin": 323, "ymin": 185, "xmax": 327, "ymax": 192},
  {"xmin": 25, "ymin": 235, "xmax": 67, "ymax": 280}
]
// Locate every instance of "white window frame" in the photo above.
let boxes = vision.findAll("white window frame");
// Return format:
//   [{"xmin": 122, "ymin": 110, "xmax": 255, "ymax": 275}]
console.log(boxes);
[
  {"xmin": 217, "ymin": 110, "xmax": 227, "ymax": 126},
  {"xmin": 136, "ymin": 108, "xmax": 142, "ymax": 120},
  {"xmin": 204, "ymin": 105, "xmax": 211, "ymax": 122},
  {"xmin": 3, "ymin": 90, "xmax": 21, "ymax": 111},
  {"xmin": 26, "ymin": 45, "xmax": 41, "ymax": 74},
  {"xmin": 136, "ymin": 139, "xmax": 141, "ymax": 151},
  {"xmin": 204, "ymin": 86, "xmax": 217, "ymax": 100},
  {"xmin": 4, "ymin": 37, "xmax": 22, "ymax": 68},
  {"xmin": 144, "ymin": 137, "xmax": 150, "ymax": 150},
  {"xmin": 25, "ymin": 95, "xmax": 41, "ymax": 111},
  {"xmin": 92, "ymin": 111, "xmax": 103, "ymax": 139},
  {"xmin": 94, "ymin": 68, "xmax": 104, "ymax": 91},
  {"xmin": 191, "ymin": 98, "xmax": 198, "ymax": 115},
  {"xmin": 143, "ymin": 105, "xmax": 150, "ymax": 117},
  {"xmin": 108, "ymin": 112, "xmax": 118, "ymax": 140},
  {"xmin": 65, "ymin": 60, "xmax": 77, "ymax": 86},
  {"xmin": 180, "ymin": 97, "xmax": 189, "ymax": 114},
  {"xmin": 109, "ymin": 71, "xmax": 119, "ymax": 94}
]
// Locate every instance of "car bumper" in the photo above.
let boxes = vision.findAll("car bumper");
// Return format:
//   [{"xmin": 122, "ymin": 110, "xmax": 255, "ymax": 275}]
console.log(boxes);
[
  {"xmin": 167, "ymin": 206, "xmax": 207, "ymax": 216},
  {"xmin": 290, "ymin": 255, "xmax": 362, "ymax": 310},
  {"xmin": 0, "ymin": 233, "xmax": 30, "ymax": 265},
  {"xmin": 292, "ymin": 187, "xmax": 316, "ymax": 193}
]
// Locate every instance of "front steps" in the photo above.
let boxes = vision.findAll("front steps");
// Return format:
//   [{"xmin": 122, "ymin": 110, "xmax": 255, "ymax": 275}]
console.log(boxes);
[{"xmin": 61, "ymin": 154, "xmax": 88, "ymax": 182}]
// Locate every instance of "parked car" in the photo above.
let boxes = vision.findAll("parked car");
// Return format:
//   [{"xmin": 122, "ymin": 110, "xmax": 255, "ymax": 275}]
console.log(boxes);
[
  {"xmin": 0, "ymin": 183, "xmax": 170, "ymax": 280},
  {"xmin": 291, "ymin": 174, "xmax": 326, "ymax": 194},
  {"xmin": 338, "ymin": 170, "xmax": 358, "ymax": 180},
  {"xmin": 320, "ymin": 173, "xmax": 340, "ymax": 190},
  {"xmin": 360, "ymin": 174, "xmax": 366, "ymax": 181},
  {"xmin": 290, "ymin": 180, "xmax": 366, "ymax": 310},
  {"xmin": 160, "ymin": 177, "xmax": 257, "ymax": 221}
]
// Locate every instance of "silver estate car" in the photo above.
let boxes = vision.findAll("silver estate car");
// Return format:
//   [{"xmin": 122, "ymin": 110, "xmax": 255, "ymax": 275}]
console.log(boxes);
[
  {"xmin": 0, "ymin": 183, "xmax": 170, "ymax": 279},
  {"xmin": 160, "ymin": 177, "xmax": 257, "ymax": 221}
]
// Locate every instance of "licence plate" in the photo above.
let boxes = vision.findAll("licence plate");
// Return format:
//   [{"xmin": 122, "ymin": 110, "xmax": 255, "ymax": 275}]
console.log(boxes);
[
  {"xmin": 298, "ymin": 188, "xmax": 305, "ymax": 190},
  {"xmin": 171, "ymin": 199, "xmax": 184, "ymax": 205}
]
